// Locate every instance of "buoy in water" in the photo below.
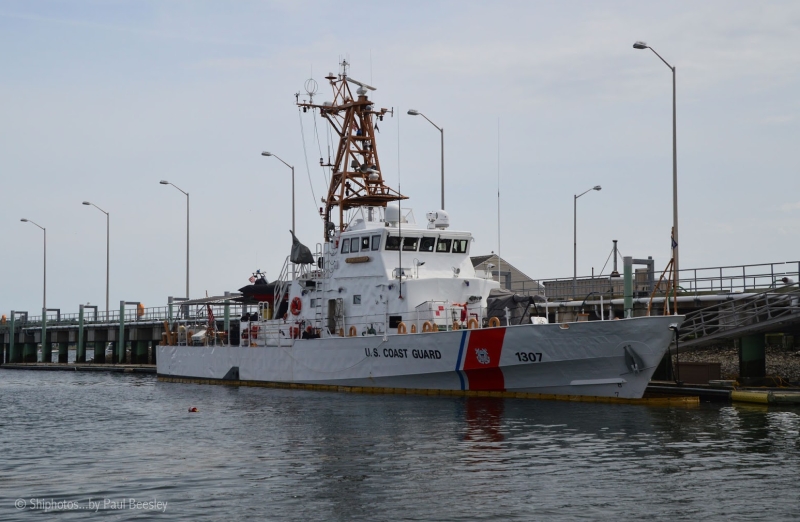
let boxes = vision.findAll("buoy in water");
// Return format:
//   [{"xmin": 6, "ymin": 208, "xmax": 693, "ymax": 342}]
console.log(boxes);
[{"xmin": 188, "ymin": 407, "xmax": 198, "ymax": 412}]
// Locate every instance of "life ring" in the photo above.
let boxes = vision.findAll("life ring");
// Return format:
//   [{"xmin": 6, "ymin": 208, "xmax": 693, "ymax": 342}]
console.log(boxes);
[
  {"xmin": 290, "ymin": 297, "xmax": 302, "ymax": 315},
  {"xmin": 452, "ymin": 321, "xmax": 461, "ymax": 331},
  {"xmin": 422, "ymin": 321, "xmax": 435, "ymax": 333},
  {"xmin": 397, "ymin": 322, "xmax": 407, "ymax": 334},
  {"xmin": 348, "ymin": 325, "xmax": 357, "ymax": 337},
  {"xmin": 489, "ymin": 317, "xmax": 501, "ymax": 328},
  {"xmin": 467, "ymin": 318, "xmax": 479, "ymax": 330},
  {"xmin": 410, "ymin": 324, "xmax": 417, "ymax": 333}
]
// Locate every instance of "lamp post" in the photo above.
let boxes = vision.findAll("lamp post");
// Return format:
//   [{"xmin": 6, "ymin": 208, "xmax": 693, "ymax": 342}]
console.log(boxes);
[
  {"xmin": 573, "ymin": 186, "xmax": 602, "ymax": 298},
  {"xmin": 21, "ymin": 218, "xmax": 46, "ymax": 356},
  {"xmin": 407, "ymin": 110, "xmax": 444, "ymax": 210},
  {"xmin": 261, "ymin": 152, "xmax": 295, "ymax": 234},
  {"xmin": 82, "ymin": 201, "xmax": 109, "ymax": 318},
  {"xmin": 160, "ymin": 181, "xmax": 189, "ymax": 299},
  {"xmin": 633, "ymin": 41, "xmax": 679, "ymax": 278},
  {"xmin": 262, "ymin": 152, "xmax": 295, "ymax": 279}
]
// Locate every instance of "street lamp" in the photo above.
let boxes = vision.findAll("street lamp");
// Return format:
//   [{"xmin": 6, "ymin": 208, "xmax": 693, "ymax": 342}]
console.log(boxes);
[
  {"xmin": 160, "ymin": 180, "xmax": 189, "ymax": 299},
  {"xmin": 573, "ymin": 186, "xmax": 602, "ymax": 298},
  {"xmin": 82, "ymin": 202, "xmax": 110, "ymax": 318},
  {"xmin": 21, "ymin": 218, "xmax": 46, "ymax": 356},
  {"xmin": 262, "ymin": 152, "xmax": 296, "ymax": 280},
  {"xmin": 261, "ymin": 152, "xmax": 295, "ymax": 234},
  {"xmin": 407, "ymin": 110, "xmax": 444, "ymax": 210},
  {"xmin": 633, "ymin": 40, "xmax": 679, "ymax": 278}
]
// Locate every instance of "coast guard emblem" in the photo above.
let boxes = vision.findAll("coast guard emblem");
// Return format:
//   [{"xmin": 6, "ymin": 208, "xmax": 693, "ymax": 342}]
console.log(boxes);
[{"xmin": 475, "ymin": 347, "xmax": 490, "ymax": 365}]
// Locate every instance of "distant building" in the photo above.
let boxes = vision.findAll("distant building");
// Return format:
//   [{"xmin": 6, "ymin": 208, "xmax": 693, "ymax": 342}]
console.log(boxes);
[{"xmin": 471, "ymin": 254, "xmax": 544, "ymax": 296}]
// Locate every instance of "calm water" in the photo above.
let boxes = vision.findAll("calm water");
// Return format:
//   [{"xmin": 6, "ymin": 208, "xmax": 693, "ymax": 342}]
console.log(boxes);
[{"xmin": 1, "ymin": 371, "xmax": 799, "ymax": 521}]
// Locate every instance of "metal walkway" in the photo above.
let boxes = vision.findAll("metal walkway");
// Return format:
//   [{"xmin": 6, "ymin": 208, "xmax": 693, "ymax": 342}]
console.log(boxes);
[{"xmin": 677, "ymin": 283, "xmax": 800, "ymax": 350}]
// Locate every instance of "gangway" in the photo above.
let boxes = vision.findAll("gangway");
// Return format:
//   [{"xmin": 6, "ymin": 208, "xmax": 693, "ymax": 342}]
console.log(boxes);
[{"xmin": 677, "ymin": 283, "xmax": 800, "ymax": 350}]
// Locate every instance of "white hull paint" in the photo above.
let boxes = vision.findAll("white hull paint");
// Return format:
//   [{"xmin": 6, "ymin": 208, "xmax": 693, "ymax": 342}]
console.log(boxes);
[{"xmin": 157, "ymin": 315, "xmax": 680, "ymax": 399}]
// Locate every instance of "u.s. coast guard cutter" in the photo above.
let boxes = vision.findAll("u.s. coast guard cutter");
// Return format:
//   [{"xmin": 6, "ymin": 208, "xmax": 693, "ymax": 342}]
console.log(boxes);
[{"xmin": 157, "ymin": 62, "xmax": 682, "ymax": 398}]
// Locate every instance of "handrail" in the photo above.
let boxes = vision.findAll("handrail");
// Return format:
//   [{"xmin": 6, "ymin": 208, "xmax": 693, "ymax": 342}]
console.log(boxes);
[{"xmin": 677, "ymin": 282, "xmax": 800, "ymax": 348}]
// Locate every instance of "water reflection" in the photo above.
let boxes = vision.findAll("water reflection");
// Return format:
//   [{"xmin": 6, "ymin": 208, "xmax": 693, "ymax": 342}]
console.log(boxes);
[
  {"xmin": 461, "ymin": 397, "xmax": 505, "ymax": 444},
  {"xmin": 2, "ymin": 372, "xmax": 800, "ymax": 521}
]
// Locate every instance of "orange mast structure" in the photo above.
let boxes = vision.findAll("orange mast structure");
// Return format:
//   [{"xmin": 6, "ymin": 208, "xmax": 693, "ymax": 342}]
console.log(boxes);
[{"xmin": 297, "ymin": 61, "xmax": 406, "ymax": 240}]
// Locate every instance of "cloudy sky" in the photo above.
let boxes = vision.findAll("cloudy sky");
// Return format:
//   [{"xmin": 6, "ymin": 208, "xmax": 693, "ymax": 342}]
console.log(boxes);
[{"xmin": 2, "ymin": 1, "xmax": 799, "ymax": 315}]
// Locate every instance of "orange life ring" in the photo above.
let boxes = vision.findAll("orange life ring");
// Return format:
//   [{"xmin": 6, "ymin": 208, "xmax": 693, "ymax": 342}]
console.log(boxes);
[
  {"xmin": 397, "ymin": 322, "xmax": 407, "ymax": 334},
  {"xmin": 422, "ymin": 321, "xmax": 435, "ymax": 333},
  {"xmin": 467, "ymin": 318, "xmax": 479, "ymax": 330},
  {"xmin": 348, "ymin": 325, "xmax": 357, "ymax": 337},
  {"xmin": 489, "ymin": 317, "xmax": 501, "ymax": 327},
  {"xmin": 410, "ymin": 324, "xmax": 417, "ymax": 333},
  {"xmin": 290, "ymin": 297, "xmax": 302, "ymax": 315}
]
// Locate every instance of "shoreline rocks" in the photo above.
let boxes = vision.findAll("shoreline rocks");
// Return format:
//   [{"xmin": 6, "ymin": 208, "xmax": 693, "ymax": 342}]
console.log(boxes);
[{"xmin": 674, "ymin": 345, "xmax": 800, "ymax": 385}]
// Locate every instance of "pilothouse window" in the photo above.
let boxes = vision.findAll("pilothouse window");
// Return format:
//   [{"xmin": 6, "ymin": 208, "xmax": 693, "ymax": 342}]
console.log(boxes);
[
  {"xmin": 436, "ymin": 238, "xmax": 452, "ymax": 253},
  {"xmin": 341, "ymin": 239, "xmax": 350, "ymax": 254},
  {"xmin": 385, "ymin": 236, "xmax": 400, "ymax": 251},
  {"xmin": 452, "ymin": 239, "xmax": 469, "ymax": 254},
  {"xmin": 420, "ymin": 237, "xmax": 436, "ymax": 252},
  {"xmin": 361, "ymin": 237, "xmax": 371, "ymax": 251},
  {"xmin": 402, "ymin": 237, "xmax": 419, "ymax": 251},
  {"xmin": 350, "ymin": 238, "xmax": 360, "ymax": 252},
  {"xmin": 371, "ymin": 235, "xmax": 381, "ymax": 251}
]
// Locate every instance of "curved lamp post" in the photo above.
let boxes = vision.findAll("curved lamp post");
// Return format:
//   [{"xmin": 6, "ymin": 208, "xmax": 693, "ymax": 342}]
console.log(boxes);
[
  {"xmin": 407, "ymin": 110, "xmax": 444, "ymax": 210},
  {"xmin": 21, "ymin": 218, "xmax": 46, "ymax": 358},
  {"xmin": 160, "ymin": 180, "xmax": 189, "ymax": 299},
  {"xmin": 261, "ymin": 152, "xmax": 295, "ymax": 234},
  {"xmin": 262, "ymin": 151, "xmax": 296, "ymax": 279},
  {"xmin": 82, "ymin": 201, "xmax": 109, "ymax": 318},
  {"xmin": 573, "ymin": 186, "xmax": 602, "ymax": 298},
  {"xmin": 633, "ymin": 41, "xmax": 679, "ymax": 278}
]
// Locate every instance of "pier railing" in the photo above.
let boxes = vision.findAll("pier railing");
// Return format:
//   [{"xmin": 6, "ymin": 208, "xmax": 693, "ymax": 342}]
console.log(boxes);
[
  {"xmin": 6, "ymin": 303, "xmax": 247, "ymax": 328},
  {"xmin": 524, "ymin": 260, "xmax": 800, "ymax": 301}
]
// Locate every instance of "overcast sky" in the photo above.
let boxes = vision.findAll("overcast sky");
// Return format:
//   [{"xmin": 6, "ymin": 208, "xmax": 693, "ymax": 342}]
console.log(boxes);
[{"xmin": 2, "ymin": 1, "xmax": 799, "ymax": 315}]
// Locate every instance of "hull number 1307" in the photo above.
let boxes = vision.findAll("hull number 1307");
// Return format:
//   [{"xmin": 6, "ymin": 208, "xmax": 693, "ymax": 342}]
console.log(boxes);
[{"xmin": 515, "ymin": 352, "xmax": 543, "ymax": 363}]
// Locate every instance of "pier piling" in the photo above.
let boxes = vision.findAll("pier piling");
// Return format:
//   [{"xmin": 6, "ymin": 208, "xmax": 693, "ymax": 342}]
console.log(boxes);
[
  {"xmin": 739, "ymin": 335, "xmax": 766, "ymax": 384},
  {"xmin": 76, "ymin": 305, "xmax": 86, "ymax": 363}
]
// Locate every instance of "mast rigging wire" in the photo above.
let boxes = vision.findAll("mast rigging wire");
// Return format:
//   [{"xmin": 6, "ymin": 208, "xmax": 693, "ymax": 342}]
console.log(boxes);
[
  {"xmin": 297, "ymin": 109, "xmax": 320, "ymax": 217},
  {"xmin": 312, "ymin": 109, "xmax": 329, "ymax": 187}
]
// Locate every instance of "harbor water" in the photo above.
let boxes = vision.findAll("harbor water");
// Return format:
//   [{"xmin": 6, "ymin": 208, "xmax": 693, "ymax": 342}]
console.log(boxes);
[{"xmin": 1, "ymin": 371, "xmax": 799, "ymax": 521}]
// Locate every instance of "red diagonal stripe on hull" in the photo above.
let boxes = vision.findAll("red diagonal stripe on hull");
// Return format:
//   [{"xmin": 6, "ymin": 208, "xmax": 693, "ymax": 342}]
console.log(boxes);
[{"xmin": 463, "ymin": 328, "xmax": 506, "ymax": 391}]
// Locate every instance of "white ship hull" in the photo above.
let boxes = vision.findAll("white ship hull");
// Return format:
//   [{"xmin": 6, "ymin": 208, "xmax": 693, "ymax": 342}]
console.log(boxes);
[{"xmin": 157, "ymin": 315, "xmax": 680, "ymax": 399}]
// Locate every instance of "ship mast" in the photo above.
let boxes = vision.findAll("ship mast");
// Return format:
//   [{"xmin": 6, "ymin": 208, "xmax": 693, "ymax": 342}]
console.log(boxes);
[{"xmin": 297, "ymin": 60, "xmax": 406, "ymax": 240}]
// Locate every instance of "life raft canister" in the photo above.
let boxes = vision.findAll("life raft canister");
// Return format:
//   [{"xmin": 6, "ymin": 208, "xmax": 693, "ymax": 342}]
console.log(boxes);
[{"xmin": 290, "ymin": 297, "xmax": 302, "ymax": 315}]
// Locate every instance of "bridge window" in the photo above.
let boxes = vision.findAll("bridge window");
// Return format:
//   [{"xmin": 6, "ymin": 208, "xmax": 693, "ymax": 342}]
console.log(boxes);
[
  {"xmin": 361, "ymin": 236, "xmax": 371, "ymax": 250},
  {"xmin": 452, "ymin": 239, "xmax": 469, "ymax": 254},
  {"xmin": 371, "ymin": 235, "xmax": 381, "ymax": 251},
  {"xmin": 420, "ymin": 237, "xmax": 436, "ymax": 252},
  {"xmin": 350, "ymin": 238, "xmax": 360, "ymax": 252},
  {"xmin": 436, "ymin": 238, "xmax": 452, "ymax": 253},
  {"xmin": 353, "ymin": 295, "xmax": 361, "ymax": 305},
  {"xmin": 402, "ymin": 237, "xmax": 419, "ymax": 251},
  {"xmin": 385, "ymin": 236, "xmax": 400, "ymax": 251},
  {"xmin": 341, "ymin": 239, "xmax": 350, "ymax": 254}
]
